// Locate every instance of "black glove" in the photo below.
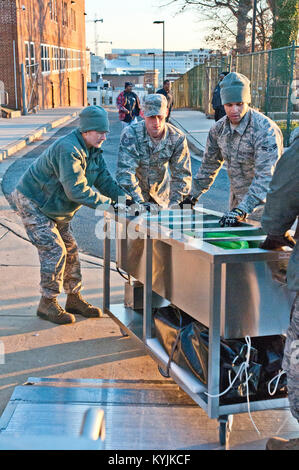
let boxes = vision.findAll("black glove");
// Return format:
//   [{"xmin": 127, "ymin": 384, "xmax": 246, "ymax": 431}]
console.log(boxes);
[
  {"xmin": 112, "ymin": 201, "xmax": 127, "ymax": 214},
  {"xmin": 125, "ymin": 198, "xmax": 135, "ymax": 207},
  {"xmin": 179, "ymin": 195, "xmax": 198, "ymax": 209},
  {"xmin": 260, "ymin": 232, "xmax": 296, "ymax": 250},
  {"xmin": 140, "ymin": 202, "xmax": 160, "ymax": 215},
  {"xmin": 219, "ymin": 208, "xmax": 247, "ymax": 227}
]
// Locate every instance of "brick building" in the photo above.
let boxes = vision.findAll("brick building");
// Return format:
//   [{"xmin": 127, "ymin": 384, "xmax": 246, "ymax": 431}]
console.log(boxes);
[{"xmin": 0, "ymin": 0, "xmax": 87, "ymax": 112}]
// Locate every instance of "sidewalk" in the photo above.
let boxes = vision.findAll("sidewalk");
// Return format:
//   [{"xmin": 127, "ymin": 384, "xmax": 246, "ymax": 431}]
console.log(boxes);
[
  {"xmin": 0, "ymin": 107, "xmax": 298, "ymax": 450},
  {"xmin": 171, "ymin": 109, "xmax": 214, "ymax": 157},
  {"xmin": 0, "ymin": 107, "xmax": 83, "ymax": 161}
]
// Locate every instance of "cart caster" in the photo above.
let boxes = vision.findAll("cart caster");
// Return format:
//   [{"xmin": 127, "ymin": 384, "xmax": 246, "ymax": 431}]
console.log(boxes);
[
  {"xmin": 119, "ymin": 327, "xmax": 129, "ymax": 337},
  {"xmin": 158, "ymin": 364, "xmax": 170, "ymax": 378},
  {"xmin": 218, "ymin": 415, "xmax": 233, "ymax": 446}
]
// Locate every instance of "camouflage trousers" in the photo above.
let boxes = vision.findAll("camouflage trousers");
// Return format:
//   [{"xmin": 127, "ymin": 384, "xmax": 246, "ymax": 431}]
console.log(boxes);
[
  {"xmin": 282, "ymin": 292, "xmax": 299, "ymax": 422},
  {"xmin": 12, "ymin": 189, "xmax": 82, "ymax": 298}
]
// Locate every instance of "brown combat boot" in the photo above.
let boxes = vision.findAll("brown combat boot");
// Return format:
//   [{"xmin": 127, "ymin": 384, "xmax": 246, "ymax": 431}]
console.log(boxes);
[
  {"xmin": 37, "ymin": 297, "xmax": 75, "ymax": 324},
  {"xmin": 266, "ymin": 437, "xmax": 299, "ymax": 450},
  {"xmin": 65, "ymin": 292, "xmax": 103, "ymax": 318}
]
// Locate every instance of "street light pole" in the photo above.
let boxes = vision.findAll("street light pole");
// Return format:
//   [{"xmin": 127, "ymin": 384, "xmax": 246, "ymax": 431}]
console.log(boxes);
[
  {"xmin": 153, "ymin": 21, "xmax": 165, "ymax": 84},
  {"xmin": 251, "ymin": 0, "xmax": 257, "ymax": 52},
  {"xmin": 148, "ymin": 52, "xmax": 156, "ymax": 92}
]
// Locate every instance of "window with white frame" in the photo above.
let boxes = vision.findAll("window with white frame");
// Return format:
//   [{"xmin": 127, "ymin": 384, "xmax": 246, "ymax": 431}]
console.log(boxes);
[
  {"xmin": 51, "ymin": 46, "xmax": 59, "ymax": 71},
  {"xmin": 30, "ymin": 42, "xmax": 36, "ymax": 73},
  {"xmin": 60, "ymin": 47, "xmax": 66, "ymax": 70},
  {"xmin": 49, "ymin": 0, "xmax": 58, "ymax": 22},
  {"xmin": 25, "ymin": 41, "xmax": 36, "ymax": 75},
  {"xmin": 62, "ymin": 1, "xmax": 68, "ymax": 27},
  {"xmin": 41, "ymin": 44, "xmax": 50, "ymax": 72},
  {"xmin": 71, "ymin": 8, "xmax": 76, "ymax": 31},
  {"xmin": 25, "ymin": 42, "xmax": 30, "ymax": 75}
]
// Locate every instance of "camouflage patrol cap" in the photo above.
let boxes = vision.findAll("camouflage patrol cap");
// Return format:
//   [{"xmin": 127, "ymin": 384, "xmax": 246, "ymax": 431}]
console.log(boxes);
[{"xmin": 143, "ymin": 94, "xmax": 168, "ymax": 117}]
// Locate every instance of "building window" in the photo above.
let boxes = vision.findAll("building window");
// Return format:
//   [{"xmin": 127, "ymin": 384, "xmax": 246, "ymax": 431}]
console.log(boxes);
[
  {"xmin": 41, "ymin": 44, "xmax": 50, "ymax": 72},
  {"xmin": 60, "ymin": 47, "xmax": 66, "ymax": 70},
  {"xmin": 71, "ymin": 8, "xmax": 76, "ymax": 31},
  {"xmin": 25, "ymin": 41, "xmax": 36, "ymax": 75},
  {"xmin": 30, "ymin": 42, "xmax": 36, "ymax": 73},
  {"xmin": 66, "ymin": 49, "xmax": 72, "ymax": 69},
  {"xmin": 51, "ymin": 46, "xmax": 59, "ymax": 71},
  {"xmin": 25, "ymin": 42, "xmax": 30, "ymax": 75},
  {"xmin": 62, "ymin": 1, "xmax": 68, "ymax": 27},
  {"xmin": 49, "ymin": 0, "xmax": 58, "ymax": 22},
  {"xmin": 93, "ymin": 97, "xmax": 97, "ymax": 106}
]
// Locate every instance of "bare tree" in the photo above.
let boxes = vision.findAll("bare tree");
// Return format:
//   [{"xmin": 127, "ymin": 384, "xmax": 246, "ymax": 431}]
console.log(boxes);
[
  {"xmin": 202, "ymin": 4, "xmax": 273, "ymax": 52},
  {"xmin": 161, "ymin": 0, "xmax": 254, "ymax": 52}
]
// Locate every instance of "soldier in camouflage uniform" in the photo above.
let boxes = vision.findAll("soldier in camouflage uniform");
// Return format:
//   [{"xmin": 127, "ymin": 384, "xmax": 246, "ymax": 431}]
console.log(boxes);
[
  {"xmin": 12, "ymin": 106, "xmax": 130, "ymax": 325},
  {"xmin": 116, "ymin": 94, "xmax": 192, "ymax": 209},
  {"xmin": 183, "ymin": 72, "xmax": 284, "ymax": 225},
  {"xmin": 261, "ymin": 127, "xmax": 299, "ymax": 450}
]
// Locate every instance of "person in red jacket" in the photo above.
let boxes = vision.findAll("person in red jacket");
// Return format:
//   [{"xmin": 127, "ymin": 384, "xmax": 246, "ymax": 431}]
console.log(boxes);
[{"xmin": 116, "ymin": 82, "xmax": 141, "ymax": 129}]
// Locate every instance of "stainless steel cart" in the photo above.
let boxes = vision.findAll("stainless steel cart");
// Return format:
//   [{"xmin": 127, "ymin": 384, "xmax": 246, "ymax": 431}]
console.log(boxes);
[{"xmin": 103, "ymin": 207, "xmax": 292, "ymax": 446}]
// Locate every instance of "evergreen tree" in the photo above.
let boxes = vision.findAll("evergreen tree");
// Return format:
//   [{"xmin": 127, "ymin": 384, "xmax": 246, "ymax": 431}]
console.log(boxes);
[{"xmin": 271, "ymin": 0, "xmax": 299, "ymax": 49}]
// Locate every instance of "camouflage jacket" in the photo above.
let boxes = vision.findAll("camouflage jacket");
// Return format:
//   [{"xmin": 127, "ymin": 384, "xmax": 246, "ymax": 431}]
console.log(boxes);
[
  {"xmin": 116, "ymin": 120, "xmax": 192, "ymax": 207},
  {"xmin": 192, "ymin": 108, "xmax": 284, "ymax": 217},
  {"xmin": 262, "ymin": 130, "xmax": 299, "ymax": 291}
]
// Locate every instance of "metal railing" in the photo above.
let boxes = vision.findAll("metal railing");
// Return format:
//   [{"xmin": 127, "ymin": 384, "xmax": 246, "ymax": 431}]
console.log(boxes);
[{"xmin": 173, "ymin": 43, "xmax": 299, "ymax": 145}]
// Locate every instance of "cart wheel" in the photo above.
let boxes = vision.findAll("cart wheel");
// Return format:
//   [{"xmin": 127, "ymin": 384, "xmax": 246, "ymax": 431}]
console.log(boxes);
[
  {"xmin": 158, "ymin": 364, "xmax": 170, "ymax": 378},
  {"xmin": 119, "ymin": 327, "xmax": 129, "ymax": 337},
  {"xmin": 218, "ymin": 415, "xmax": 233, "ymax": 446}
]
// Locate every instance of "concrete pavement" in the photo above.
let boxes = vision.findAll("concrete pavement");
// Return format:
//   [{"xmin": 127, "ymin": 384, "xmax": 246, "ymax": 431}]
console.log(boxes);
[
  {"xmin": 0, "ymin": 107, "xmax": 83, "ymax": 161},
  {"xmin": 0, "ymin": 106, "xmax": 298, "ymax": 450},
  {"xmin": 170, "ymin": 109, "xmax": 214, "ymax": 157}
]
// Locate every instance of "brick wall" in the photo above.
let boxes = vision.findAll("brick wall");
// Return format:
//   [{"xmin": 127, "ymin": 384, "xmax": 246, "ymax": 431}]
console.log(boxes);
[
  {"xmin": 0, "ymin": 1, "xmax": 18, "ymax": 108},
  {"xmin": 0, "ymin": 0, "xmax": 87, "ymax": 110}
]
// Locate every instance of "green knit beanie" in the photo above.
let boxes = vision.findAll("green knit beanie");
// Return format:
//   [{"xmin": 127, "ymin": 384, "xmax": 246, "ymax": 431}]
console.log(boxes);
[
  {"xmin": 79, "ymin": 106, "xmax": 110, "ymax": 133},
  {"xmin": 220, "ymin": 72, "xmax": 251, "ymax": 105}
]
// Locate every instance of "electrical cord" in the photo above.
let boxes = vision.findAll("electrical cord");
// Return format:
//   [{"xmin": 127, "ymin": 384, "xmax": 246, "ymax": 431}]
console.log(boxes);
[
  {"xmin": 268, "ymin": 370, "xmax": 286, "ymax": 396},
  {"xmin": 205, "ymin": 336, "xmax": 260, "ymax": 435}
]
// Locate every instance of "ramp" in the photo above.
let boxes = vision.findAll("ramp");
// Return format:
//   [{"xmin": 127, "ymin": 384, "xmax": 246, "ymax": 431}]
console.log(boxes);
[{"xmin": 0, "ymin": 377, "xmax": 204, "ymax": 450}]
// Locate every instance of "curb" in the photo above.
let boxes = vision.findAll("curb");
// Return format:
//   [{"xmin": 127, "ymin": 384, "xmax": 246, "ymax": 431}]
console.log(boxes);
[{"xmin": 0, "ymin": 111, "xmax": 80, "ymax": 162}]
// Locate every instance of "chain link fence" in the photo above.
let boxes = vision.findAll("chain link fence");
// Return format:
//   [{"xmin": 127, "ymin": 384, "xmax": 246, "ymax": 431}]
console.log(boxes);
[{"xmin": 173, "ymin": 44, "xmax": 299, "ymax": 145}]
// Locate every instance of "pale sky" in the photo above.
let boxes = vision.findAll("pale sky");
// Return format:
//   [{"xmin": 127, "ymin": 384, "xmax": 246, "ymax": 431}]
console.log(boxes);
[{"xmin": 84, "ymin": 0, "xmax": 209, "ymax": 54}]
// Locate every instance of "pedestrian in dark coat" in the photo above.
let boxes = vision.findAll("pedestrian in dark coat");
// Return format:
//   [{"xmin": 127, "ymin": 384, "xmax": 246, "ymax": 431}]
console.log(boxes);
[{"xmin": 212, "ymin": 71, "xmax": 229, "ymax": 121}]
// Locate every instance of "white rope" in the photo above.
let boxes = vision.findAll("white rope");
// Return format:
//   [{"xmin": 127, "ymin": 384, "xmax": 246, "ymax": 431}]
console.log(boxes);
[
  {"xmin": 268, "ymin": 369, "xmax": 286, "ymax": 396},
  {"xmin": 205, "ymin": 336, "xmax": 260, "ymax": 435}
]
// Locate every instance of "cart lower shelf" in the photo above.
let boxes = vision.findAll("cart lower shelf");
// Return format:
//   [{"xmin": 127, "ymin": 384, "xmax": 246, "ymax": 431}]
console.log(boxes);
[{"xmin": 106, "ymin": 303, "xmax": 290, "ymax": 419}]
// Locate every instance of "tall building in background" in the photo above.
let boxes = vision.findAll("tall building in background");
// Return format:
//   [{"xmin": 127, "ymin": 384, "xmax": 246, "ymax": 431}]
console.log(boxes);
[{"xmin": 0, "ymin": 0, "xmax": 87, "ymax": 112}]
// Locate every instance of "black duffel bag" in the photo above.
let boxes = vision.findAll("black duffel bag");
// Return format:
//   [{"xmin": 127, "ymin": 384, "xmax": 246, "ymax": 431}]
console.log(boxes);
[{"xmin": 153, "ymin": 304, "xmax": 287, "ymax": 404}]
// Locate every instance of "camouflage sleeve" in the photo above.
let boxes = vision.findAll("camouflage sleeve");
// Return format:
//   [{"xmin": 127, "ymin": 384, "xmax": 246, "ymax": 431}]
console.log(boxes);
[
  {"xmin": 238, "ymin": 125, "xmax": 284, "ymax": 215},
  {"xmin": 191, "ymin": 126, "xmax": 224, "ymax": 198},
  {"xmin": 262, "ymin": 145, "xmax": 299, "ymax": 236},
  {"xmin": 168, "ymin": 136, "xmax": 192, "ymax": 205},
  {"xmin": 116, "ymin": 128, "xmax": 144, "ymax": 203}
]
